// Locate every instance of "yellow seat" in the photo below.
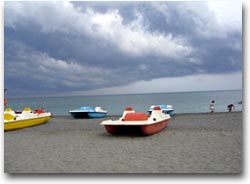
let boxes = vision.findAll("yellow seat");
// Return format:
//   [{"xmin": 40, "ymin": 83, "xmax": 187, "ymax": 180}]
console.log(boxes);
[
  {"xmin": 23, "ymin": 107, "xmax": 31, "ymax": 111},
  {"xmin": 5, "ymin": 107, "xmax": 13, "ymax": 112},
  {"xmin": 4, "ymin": 113, "xmax": 15, "ymax": 121}
]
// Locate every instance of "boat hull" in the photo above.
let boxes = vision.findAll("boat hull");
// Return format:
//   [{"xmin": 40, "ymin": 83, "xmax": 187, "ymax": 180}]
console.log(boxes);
[
  {"xmin": 70, "ymin": 112, "xmax": 107, "ymax": 118},
  {"xmin": 4, "ymin": 116, "xmax": 51, "ymax": 131},
  {"xmin": 69, "ymin": 112, "xmax": 89, "ymax": 119},
  {"xmin": 88, "ymin": 112, "xmax": 107, "ymax": 118},
  {"xmin": 104, "ymin": 118, "xmax": 170, "ymax": 136},
  {"xmin": 141, "ymin": 118, "xmax": 170, "ymax": 135},
  {"xmin": 104, "ymin": 125, "xmax": 143, "ymax": 135}
]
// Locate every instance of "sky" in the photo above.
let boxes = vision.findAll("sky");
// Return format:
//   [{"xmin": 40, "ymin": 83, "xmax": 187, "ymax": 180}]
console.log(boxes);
[{"xmin": 4, "ymin": 0, "xmax": 242, "ymax": 97}]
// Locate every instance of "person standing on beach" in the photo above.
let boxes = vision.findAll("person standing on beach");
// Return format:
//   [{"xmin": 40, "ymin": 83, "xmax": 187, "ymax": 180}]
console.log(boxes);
[
  {"xmin": 209, "ymin": 100, "xmax": 215, "ymax": 113},
  {"xmin": 227, "ymin": 104, "xmax": 235, "ymax": 112}
]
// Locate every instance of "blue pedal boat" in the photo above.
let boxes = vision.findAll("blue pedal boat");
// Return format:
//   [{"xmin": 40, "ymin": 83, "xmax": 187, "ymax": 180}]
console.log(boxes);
[{"xmin": 69, "ymin": 106, "xmax": 107, "ymax": 119}]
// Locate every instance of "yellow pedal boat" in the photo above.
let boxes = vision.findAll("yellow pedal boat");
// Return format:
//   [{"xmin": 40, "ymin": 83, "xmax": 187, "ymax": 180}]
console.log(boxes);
[{"xmin": 4, "ymin": 107, "xmax": 52, "ymax": 131}]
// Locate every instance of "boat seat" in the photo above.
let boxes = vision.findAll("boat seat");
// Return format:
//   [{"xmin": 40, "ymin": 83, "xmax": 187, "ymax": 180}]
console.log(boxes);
[
  {"xmin": 34, "ymin": 109, "xmax": 44, "ymax": 114},
  {"xmin": 123, "ymin": 112, "xmax": 149, "ymax": 121},
  {"xmin": 4, "ymin": 113, "xmax": 16, "ymax": 121},
  {"xmin": 23, "ymin": 107, "xmax": 31, "ymax": 112}
]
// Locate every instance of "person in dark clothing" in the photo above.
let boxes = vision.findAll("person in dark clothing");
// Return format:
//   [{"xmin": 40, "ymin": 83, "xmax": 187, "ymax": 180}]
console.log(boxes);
[{"xmin": 227, "ymin": 104, "xmax": 235, "ymax": 112}]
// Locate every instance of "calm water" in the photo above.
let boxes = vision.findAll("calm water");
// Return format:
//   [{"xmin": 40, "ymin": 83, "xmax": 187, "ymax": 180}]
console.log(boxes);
[{"xmin": 5, "ymin": 90, "xmax": 242, "ymax": 115}]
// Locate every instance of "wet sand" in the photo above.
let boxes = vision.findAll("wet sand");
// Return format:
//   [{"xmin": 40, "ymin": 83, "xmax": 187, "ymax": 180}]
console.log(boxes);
[{"xmin": 4, "ymin": 112, "xmax": 242, "ymax": 173}]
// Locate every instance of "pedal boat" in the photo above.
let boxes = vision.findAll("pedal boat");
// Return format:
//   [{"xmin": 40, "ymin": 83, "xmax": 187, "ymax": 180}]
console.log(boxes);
[
  {"xmin": 148, "ymin": 104, "xmax": 174, "ymax": 117},
  {"xmin": 101, "ymin": 106, "xmax": 171, "ymax": 135},
  {"xmin": 4, "ymin": 107, "xmax": 52, "ymax": 131},
  {"xmin": 69, "ymin": 106, "xmax": 107, "ymax": 118}
]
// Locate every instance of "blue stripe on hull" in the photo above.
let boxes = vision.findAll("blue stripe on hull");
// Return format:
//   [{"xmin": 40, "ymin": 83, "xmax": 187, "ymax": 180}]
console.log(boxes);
[{"xmin": 88, "ymin": 112, "xmax": 107, "ymax": 118}]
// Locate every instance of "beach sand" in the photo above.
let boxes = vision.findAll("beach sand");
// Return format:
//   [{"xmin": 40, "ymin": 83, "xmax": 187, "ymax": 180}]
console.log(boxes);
[{"xmin": 4, "ymin": 112, "xmax": 242, "ymax": 173}]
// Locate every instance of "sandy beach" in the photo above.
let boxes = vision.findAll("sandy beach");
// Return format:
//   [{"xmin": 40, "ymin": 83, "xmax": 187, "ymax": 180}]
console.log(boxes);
[{"xmin": 4, "ymin": 112, "xmax": 242, "ymax": 173}]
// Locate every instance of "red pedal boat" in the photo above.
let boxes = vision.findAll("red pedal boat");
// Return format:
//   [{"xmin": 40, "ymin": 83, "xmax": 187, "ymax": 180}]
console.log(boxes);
[{"xmin": 101, "ymin": 106, "xmax": 171, "ymax": 135}]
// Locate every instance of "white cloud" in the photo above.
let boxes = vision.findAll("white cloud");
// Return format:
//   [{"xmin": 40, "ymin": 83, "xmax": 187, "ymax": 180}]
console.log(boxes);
[
  {"xmin": 5, "ymin": 1, "xmax": 83, "ymax": 33},
  {"xmin": 86, "ymin": 9, "xmax": 192, "ymax": 58},
  {"xmin": 5, "ymin": 1, "xmax": 193, "ymax": 59},
  {"xmin": 6, "ymin": 1, "xmax": 241, "ymax": 61},
  {"xmin": 152, "ymin": 1, "xmax": 241, "ymax": 39},
  {"xmin": 206, "ymin": 0, "xmax": 242, "ymax": 32}
]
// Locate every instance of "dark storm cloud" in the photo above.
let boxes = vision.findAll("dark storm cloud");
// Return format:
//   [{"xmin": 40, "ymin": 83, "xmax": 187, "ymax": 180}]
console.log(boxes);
[{"xmin": 4, "ymin": 1, "xmax": 242, "ymax": 96}]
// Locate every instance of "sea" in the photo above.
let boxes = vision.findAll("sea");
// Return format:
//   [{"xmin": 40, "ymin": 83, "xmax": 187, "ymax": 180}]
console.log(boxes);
[{"xmin": 5, "ymin": 90, "xmax": 242, "ymax": 116}]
